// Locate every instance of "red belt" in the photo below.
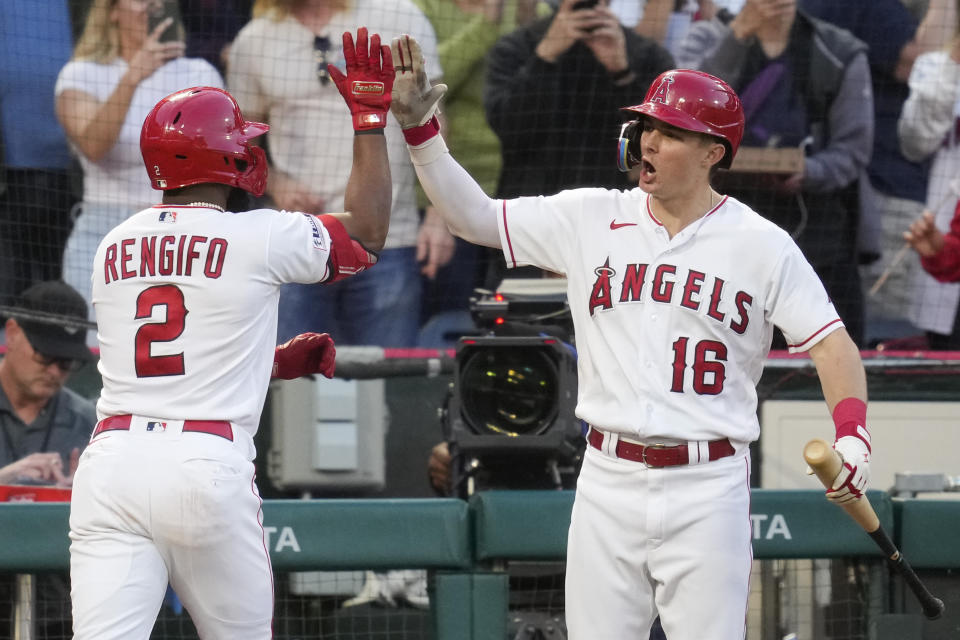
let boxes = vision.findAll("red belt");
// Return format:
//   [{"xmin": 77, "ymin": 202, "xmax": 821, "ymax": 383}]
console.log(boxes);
[
  {"xmin": 587, "ymin": 426, "xmax": 734, "ymax": 467},
  {"xmin": 92, "ymin": 414, "xmax": 234, "ymax": 442}
]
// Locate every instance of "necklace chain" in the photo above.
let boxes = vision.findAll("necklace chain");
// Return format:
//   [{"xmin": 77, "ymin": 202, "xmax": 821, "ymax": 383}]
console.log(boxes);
[{"xmin": 186, "ymin": 201, "xmax": 225, "ymax": 212}]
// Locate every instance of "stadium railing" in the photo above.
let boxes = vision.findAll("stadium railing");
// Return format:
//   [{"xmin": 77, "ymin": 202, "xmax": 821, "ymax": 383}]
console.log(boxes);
[{"xmin": 2, "ymin": 491, "xmax": 959, "ymax": 639}]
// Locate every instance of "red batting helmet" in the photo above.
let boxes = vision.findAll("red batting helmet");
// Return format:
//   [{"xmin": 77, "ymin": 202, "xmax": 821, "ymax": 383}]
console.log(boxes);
[
  {"xmin": 618, "ymin": 69, "xmax": 744, "ymax": 171},
  {"xmin": 141, "ymin": 86, "xmax": 269, "ymax": 196}
]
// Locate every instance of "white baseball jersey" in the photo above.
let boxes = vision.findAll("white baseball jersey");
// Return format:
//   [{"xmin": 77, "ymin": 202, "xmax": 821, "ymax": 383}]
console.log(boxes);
[
  {"xmin": 408, "ymin": 133, "xmax": 845, "ymax": 639},
  {"xmin": 92, "ymin": 204, "xmax": 333, "ymax": 437},
  {"xmin": 498, "ymin": 188, "xmax": 842, "ymax": 444},
  {"xmin": 495, "ymin": 186, "xmax": 842, "ymax": 639},
  {"xmin": 72, "ymin": 203, "xmax": 334, "ymax": 640}
]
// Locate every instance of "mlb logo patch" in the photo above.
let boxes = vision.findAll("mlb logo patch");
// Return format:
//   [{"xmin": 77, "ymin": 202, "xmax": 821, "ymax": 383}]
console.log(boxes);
[
  {"xmin": 158, "ymin": 211, "xmax": 177, "ymax": 223},
  {"xmin": 305, "ymin": 214, "xmax": 328, "ymax": 250},
  {"xmin": 146, "ymin": 421, "xmax": 167, "ymax": 432}
]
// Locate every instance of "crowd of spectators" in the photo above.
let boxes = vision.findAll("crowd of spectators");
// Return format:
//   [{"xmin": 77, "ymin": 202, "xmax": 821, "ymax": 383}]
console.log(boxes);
[
  {"xmin": 4, "ymin": 0, "xmax": 960, "ymax": 348},
  {"xmin": 899, "ymin": 0, "xmax": 960, "ymax": 349},
  {"xmin": 54, "ymin": 0, "xmax": 224, "ymax": 338},
  {"xmin": 4, "ymin": 1, "xmax": 960, "ymax": 637}
]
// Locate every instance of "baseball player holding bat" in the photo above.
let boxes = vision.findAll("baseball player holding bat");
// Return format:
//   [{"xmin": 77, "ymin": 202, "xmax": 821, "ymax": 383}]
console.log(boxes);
[
  {"xmin": 68, "ymin": 27, "xmax": 393, "ymax": 640},
  {"xmin": 390, "ymin": 36, "xmax": 872, "ymax": 638}
]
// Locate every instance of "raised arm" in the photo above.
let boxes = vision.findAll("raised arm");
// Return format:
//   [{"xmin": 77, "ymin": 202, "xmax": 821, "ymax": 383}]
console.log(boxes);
[
  {"xmin": 390, "ymin": 35, "xmax": 501, "ymax": 248},
  {"xmin": 57, "ymin": 20, "xmax": 184, "ymax": 162},
  {"xmin": 326, "ymin": 28, "xmax": 394, "ymax": 252},
  {"xmin": 915, "ymin": 0, "xmax": 958, "ymax": 56},
  {"xmin": 898, "ymin": 47, "xmax": 960, "ymax": 163}
]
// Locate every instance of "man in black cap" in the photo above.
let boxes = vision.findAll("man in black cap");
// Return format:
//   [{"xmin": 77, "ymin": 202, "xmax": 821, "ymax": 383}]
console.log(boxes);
[
  {"xmin": 0, "ymin": 279, "xmax": 96, "ymax": 485},
  {"xmin": 0, "ymin": 280, "xmax": 97, "ymax": 636}
]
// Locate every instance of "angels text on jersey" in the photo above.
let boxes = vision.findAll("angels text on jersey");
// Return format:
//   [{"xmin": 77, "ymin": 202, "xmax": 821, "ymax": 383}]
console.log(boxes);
[{"xmin": 587, "ymin": 258, "xmax": 753, "ymax": 336}]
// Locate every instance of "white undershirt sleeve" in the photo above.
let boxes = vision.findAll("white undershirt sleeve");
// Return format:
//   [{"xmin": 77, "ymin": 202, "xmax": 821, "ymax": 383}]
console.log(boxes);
[{"xmin": 408, "ymin": 136, "xmax": 502, "ymax": 248}]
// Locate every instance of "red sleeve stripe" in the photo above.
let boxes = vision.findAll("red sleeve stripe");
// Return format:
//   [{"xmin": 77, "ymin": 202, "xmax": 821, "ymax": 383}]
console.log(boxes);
[
  {"xmin": 501, "ymin": 199, "xmax": 518, "ymax": 268},
  {"xmin": 787, "ymin": 318, "xmax": 843, "ymax": 350}
]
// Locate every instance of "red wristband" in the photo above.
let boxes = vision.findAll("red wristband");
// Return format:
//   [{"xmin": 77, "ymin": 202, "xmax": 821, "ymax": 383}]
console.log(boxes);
[
  {"xmin": 832, "ymin": 397, "xmax": 870, "ymax": 452},
  {"xmin": 402, "ymin": 115, "xmax": 441, "ymax": 146}
]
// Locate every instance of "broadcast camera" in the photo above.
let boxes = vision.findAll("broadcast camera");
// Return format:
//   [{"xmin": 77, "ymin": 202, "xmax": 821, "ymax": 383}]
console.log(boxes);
[{"xmin": 440, "ymin": 279, "xmax": 582, "ymax": 498}]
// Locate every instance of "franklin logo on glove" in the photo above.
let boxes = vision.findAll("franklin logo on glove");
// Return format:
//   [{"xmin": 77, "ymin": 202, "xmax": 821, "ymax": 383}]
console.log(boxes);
[
  {"xmin": 328, "ymin": 27, "xmax": 394, "ymax": 133},
  {"xmin": 352, "ymin": 81, "xmax": 385, "ymax": 94}
]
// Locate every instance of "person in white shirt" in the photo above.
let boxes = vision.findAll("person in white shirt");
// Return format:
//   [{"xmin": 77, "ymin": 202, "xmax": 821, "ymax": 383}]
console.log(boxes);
[
  {"xmin": 228, "ymin": 0, "xmax": 455, "ymax": 347},
  {"xmin": 55, "ymin": 0, "xmax": 223, "ymax": 331}
]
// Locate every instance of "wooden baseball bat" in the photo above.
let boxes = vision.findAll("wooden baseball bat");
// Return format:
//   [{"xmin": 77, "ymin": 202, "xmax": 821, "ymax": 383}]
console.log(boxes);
[{"xmin": 804, "ymin": 439, "xmax": 945, "ymax": 620}]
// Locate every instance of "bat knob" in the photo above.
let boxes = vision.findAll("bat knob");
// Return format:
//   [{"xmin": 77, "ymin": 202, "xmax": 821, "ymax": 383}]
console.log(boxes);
[{"xmin": 924, "ymin": 597, "xmax": 945, "ymax": 620}]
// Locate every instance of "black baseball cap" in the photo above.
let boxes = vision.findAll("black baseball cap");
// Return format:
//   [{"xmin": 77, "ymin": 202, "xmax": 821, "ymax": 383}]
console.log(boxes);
[{"xmin": 13, "ymin": 281, "xmax": 95, "ymax": 362}]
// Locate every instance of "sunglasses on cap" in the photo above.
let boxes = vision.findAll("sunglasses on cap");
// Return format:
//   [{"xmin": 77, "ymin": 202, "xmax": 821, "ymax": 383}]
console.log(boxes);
[
  {"xmin": 314, "ymin": 35, "xmax": 332, "ymax": 86},
  {"xmin": 31, "ymin": 351, "xmax": 84, "ymax": 373}
]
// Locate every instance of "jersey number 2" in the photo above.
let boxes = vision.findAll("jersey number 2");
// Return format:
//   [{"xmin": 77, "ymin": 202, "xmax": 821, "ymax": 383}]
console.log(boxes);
[
  {"xmin": 670, "ymin": 337, "xmax": 727, "ymax": 395},
  {"xmin": 135, "ymin": 284, "xmax": 187, "ymax": 377}
]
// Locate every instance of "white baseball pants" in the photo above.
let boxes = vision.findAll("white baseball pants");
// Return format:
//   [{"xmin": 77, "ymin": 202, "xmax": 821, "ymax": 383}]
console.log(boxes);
[
  {"xmin": 565, "ymin": 445, "xmax": 752, "ymax": 639},
  {"xmin": 69, "ymin": 417, "xmax": 273, "ymax": 639}
]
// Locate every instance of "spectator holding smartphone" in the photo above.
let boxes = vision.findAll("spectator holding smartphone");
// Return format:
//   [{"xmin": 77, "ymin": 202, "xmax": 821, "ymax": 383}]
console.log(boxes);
[
  {"xmin": 481, "ymin": 0, "xmax": 674, "ymax": 286},
  {"xmin": 486, "ymin": 0, "xmax": 673, "ymax": 201},
  {"xmin": 54, "ymin": 0, "xmax": 223, "ymax": 335}
]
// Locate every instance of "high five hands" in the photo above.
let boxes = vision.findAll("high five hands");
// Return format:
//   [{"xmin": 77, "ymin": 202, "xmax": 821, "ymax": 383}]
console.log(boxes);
[{"xmin": 390, "ymin": 35, "xmax": 447, "ymax": 131}]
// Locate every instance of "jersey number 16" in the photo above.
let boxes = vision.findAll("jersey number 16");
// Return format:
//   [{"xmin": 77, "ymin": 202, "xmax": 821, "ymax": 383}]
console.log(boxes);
[{"xmin": 670, "ymin": 337, "xmax": 727, "ymax": 395}]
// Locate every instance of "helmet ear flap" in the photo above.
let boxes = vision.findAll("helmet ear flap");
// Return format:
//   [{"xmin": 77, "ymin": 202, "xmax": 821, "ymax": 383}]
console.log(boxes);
[
  {"xmin": 237, "ymin": 145, "xmax": 268, "ymax": 197},
  {"xmin": 617, "ymin": 120, "xmax": 642, "ymax": 172}
]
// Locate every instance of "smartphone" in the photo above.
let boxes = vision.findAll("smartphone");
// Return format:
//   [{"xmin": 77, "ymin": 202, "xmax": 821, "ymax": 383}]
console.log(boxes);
[
  {"xmin": 571, "ymin": 0, "xmax": 599, "ymax": 10},
  {"xmin": 146, "ymin": 0, "xmax": 184, "ymax": 43}
]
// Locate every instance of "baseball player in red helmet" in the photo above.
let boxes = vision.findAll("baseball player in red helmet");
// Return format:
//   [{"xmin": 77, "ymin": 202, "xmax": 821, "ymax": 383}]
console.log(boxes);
[
  {"xmin": 391, "ymin": 36, "xmax": 872, "ymax": 639},
  {"xmin": 67, "ymin": 28, "xmax": 393, "ymax": 639}
]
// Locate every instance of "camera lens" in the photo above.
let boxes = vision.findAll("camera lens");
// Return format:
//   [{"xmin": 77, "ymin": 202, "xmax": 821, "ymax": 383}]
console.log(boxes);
[{"xmin": 459, "ymin": 346, "xmax": 559, "ymax": 436}]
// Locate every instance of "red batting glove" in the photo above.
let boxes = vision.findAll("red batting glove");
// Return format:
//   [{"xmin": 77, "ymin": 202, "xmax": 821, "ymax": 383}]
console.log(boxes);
[
  {"xmin": 328, "ymin": 27, "xmax": 395, "ymax": 132},
  {"xmin": 272, "ymin": 332, "xmax": 336, "ymax": 380}
]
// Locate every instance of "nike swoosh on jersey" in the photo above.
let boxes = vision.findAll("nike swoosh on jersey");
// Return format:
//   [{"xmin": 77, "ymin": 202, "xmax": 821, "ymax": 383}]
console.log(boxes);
[{"xmin": 610, "ymin": 220, "xmax": 638, "ymax": 230}]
